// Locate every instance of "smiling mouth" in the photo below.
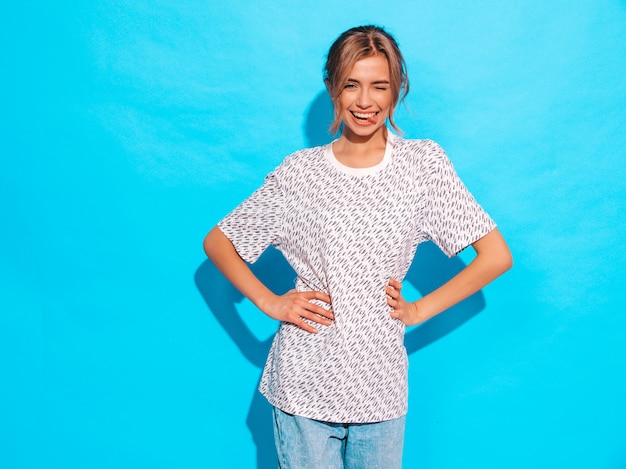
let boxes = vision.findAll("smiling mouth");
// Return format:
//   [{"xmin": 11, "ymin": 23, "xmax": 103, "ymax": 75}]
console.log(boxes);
[{"xmin": 351, "ymin": 111, "xmax": 378, "ymax": 123}]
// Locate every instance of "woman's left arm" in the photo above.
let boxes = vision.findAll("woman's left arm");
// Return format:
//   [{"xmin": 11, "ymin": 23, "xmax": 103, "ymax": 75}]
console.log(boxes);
[{"xmin": 387, "ymin": 228, "xmax": 513, "ymax": 326}]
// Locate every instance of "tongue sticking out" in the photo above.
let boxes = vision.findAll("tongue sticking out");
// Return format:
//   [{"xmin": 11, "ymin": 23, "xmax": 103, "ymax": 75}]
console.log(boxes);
[{"xmin": 352, "ymin": 111, "xmax": 379, "ymax": 125}]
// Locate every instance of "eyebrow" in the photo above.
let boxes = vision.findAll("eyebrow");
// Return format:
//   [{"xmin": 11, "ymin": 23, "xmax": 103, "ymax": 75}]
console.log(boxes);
[{"xmin": 346, "ymin": 78, "xmax": 391, "ymax": 85}]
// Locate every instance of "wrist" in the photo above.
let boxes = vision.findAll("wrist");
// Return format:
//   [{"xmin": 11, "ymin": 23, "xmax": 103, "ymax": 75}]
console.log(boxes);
[
  {"xmin": 254, "ymin": 291, "xmax": 278, "ymax": 315},
  {"xmin": 410, "ymin": 300, "xmax": 428, "ymax": 325}
]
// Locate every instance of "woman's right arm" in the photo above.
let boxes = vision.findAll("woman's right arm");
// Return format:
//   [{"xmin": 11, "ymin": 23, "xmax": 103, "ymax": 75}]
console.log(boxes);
[{"xmin": 203, "ymin": 226, "xmax": 333, "ymax": 333}]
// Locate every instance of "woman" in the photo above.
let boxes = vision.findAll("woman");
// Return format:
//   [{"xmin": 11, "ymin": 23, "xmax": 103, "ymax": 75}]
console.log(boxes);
[{"xmin": 204, "ymin": 25, "xmax": 512, "ymax": 469}]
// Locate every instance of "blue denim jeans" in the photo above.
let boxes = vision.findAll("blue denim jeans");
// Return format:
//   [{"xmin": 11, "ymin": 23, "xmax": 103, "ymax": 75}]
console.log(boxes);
[{"xmin": 272, "ymin": 407, "xmax": 405, "ymax": 469}]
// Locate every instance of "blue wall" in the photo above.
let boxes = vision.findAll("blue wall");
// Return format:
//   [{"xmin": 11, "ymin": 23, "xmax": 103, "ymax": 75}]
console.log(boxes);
[{"xmin": 2, "ymin": 1, "xmax": 626, "ymax": 467}]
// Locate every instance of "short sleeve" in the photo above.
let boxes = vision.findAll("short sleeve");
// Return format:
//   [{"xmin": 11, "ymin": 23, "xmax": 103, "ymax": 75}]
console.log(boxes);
[
  {"xmin": 423, "ymin": 142, "xmax": 496, "ymax": 257},
  {"xmin": 217, "ymin": 172, "xmax": 284, "ymax": 264}
]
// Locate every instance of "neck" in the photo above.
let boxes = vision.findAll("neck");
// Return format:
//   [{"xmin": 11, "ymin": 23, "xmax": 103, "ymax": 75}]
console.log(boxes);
[{"xmin": 333, "ymin": 127, "xmax": 388, "ymax": 168}]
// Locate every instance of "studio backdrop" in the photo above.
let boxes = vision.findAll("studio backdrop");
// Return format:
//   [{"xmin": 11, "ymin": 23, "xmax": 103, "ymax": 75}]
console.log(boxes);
[{"xmin": 2, "ymin": 1, "xmax": 626, "ymax": 468}]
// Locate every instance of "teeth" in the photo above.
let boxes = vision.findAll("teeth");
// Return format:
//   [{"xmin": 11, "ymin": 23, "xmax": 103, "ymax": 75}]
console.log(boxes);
[{"xmin": 352, "ymin": 112, "xmax": 376, "ymax": 119}]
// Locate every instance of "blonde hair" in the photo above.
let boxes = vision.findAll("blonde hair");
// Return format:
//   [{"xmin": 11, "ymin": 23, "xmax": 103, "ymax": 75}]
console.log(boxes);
[{"xmin": 324, "ymin": 25, "xmax": 409, "ymax": 134}]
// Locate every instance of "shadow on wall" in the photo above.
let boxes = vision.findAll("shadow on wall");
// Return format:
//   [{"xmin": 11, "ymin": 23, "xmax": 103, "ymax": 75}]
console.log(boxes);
[
  {"xmin": 194, "ymin": 252, "xmax": 287, "ymax": 469},
  {"xmin": 304, "ymin": 90, "xmax": 335, "ymax": 147},
  {"xmin": 194, "ymin": 90, "xmax": 486, "ymax": 469}
]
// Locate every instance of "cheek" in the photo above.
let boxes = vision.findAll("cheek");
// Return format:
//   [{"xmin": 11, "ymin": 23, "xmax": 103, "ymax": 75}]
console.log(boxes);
[{"xmin": 384, "ymin": 98, "xmax": 396, "ymax": 114}]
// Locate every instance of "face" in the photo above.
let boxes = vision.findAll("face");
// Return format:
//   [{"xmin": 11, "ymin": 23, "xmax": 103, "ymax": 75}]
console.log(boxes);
[{"xmin": 338, "ymin": 55, "xmax": 393, "ymax": 142}]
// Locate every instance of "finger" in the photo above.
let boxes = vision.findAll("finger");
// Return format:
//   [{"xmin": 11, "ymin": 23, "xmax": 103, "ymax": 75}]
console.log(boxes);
[
  {"xmin": 301, "ymin": 304, "xmax": 334, "ymax": 324},
  {"xmin": 284, "ymin": 297, "xmax": 330, "ymax": 323},
  {"xmin": 388, "ymin": 278, "xmax": 402, "ymax": 290},
  {"xmin": 301, "ymin": 290, "xmax": 332, "ymax": 305},
  {"xmin": 389, "ymin": 306, "xmax": 404, "ymax": 321},
  {"xmin": 284, "ymin": 297, "xmax": 331, "ymax": 321},
  {"xmin": 296, "ymin": 319, "xmax": 319, "ymax": 334},
  {"xmin": 284, "ymin": 310, "xmax": 319, "ymax": 333},
  {"xmin": 385, "ymin": 285, "xmax": 399, "ymax": 300},
  {"xmin": 304, "ymin": 314, "xmax": 333, "ymax": 326},
  {"xmin": 299, "ymin": 292, "xmax": 334, "ymax": 319},
  {"xmin": 305, "ymin": 301, "xmax": 334, "ymax": 317}
]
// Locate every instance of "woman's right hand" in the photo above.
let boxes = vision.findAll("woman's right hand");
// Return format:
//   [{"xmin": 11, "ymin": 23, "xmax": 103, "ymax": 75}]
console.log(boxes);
[
  {"xmin": 204, "ymin": 227, "xmax": 333, "ymax": 333},
  {"xmin": 260, "ymin": 290, "xmax": 333, "ymax": 334}
]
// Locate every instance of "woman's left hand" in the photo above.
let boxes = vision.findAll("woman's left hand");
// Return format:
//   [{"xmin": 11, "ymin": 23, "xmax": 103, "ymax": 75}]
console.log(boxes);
[{"xmin": 386, "ymin": 278, "xmax": 424, "ymax": 326}]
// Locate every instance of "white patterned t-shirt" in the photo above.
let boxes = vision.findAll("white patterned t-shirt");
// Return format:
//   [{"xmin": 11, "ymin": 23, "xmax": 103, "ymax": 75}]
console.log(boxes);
[{"xmin": 218, "ymin": 134, "xmax": 496, "ymax": 423}]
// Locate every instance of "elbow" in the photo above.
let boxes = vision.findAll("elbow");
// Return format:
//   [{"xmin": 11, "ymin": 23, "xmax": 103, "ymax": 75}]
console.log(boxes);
[
  {"xmin": 476, "ymin": 228, "xmax": 513, "ymax": 277},
  {"xmin": 501, "ymin": 249, "xmax": 513, "ymax": 274},
  {"xmin": 477, "ymin": 248, "xmax": 511, "ymax": 285},
  {"xmin": 203, "ymin": 226, "xmax": 221, "ymax": 260},
  {"xmin": 495, "ymin": 244, "xmax": 513, "ymax": 276},
  {"xmin": 203, "ymin": 234, "xmax": 212, "ymax": 258}
]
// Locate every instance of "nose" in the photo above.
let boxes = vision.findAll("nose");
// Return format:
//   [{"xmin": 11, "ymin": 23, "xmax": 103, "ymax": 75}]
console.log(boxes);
[{"xmin": 356, "ymin": 88, "xmax": 373, "ymax": 108}]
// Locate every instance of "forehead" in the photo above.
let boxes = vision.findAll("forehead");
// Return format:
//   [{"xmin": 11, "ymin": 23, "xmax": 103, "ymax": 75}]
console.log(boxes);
[{"xmin": 347, "ymin": 55, "xmax": 390, "ymax": 80}]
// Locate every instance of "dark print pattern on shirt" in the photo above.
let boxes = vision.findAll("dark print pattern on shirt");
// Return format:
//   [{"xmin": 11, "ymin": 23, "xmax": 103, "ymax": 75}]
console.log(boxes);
[{"xmin": 218, "ymin": 134, "xmax": 496, "ymax": 423}]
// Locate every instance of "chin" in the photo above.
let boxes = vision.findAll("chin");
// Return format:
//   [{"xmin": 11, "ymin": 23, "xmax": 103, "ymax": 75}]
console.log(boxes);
[{"xmin": 344, "ymin": 124, "xmax": 386, "ymax": 139}]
